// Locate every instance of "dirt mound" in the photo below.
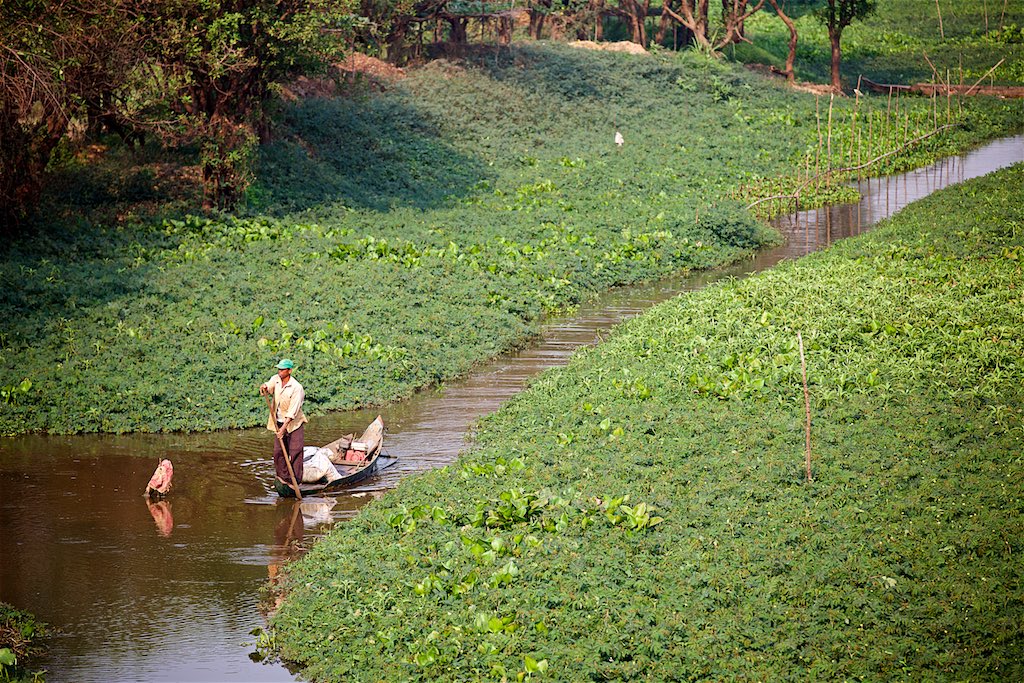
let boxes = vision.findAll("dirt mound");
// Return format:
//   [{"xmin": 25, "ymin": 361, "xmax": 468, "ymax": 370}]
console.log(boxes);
[
  {"xmin": 281, "ymin": 53, "xmax": 406, "ymax": 100},
  {"xmin": 569, "ymin": 40, "xmax": 648, "ymax": 56},
  {"xmin": 337, "ymin": 53, "xmax": 406, "ymax": 82},
  {"xmin": 744, "ymin": 62, "xmax": 837, "ymax": 96}
]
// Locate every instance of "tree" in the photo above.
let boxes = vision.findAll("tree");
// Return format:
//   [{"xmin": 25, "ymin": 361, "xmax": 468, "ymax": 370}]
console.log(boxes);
[
  {"xmin": 0, "ymin": 0, "xmax": 145, "ymax": 232},
  {"xmin": 659, "ymin": 0, "xmax": 764, "ymax": 54},
  {"xmin": 141, "ymin": 0, "xmax": 358, "ymax": 208},
  {"xmin": 766, "ymin": 0, "xmax": 797, "ymax": 82},
  {"xmin": 816, "ymin": 0, "xmax": 875, "ymax": 91}
]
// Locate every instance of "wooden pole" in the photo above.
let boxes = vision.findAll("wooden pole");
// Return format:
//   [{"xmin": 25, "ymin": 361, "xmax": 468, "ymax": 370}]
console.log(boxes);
[
  {"xmin": 934, "ymin": 0, "xmax": 944, "ymax": 39},
  {"xmin": 815, "ymin": 96, "xmax": 822, "ymax": 192},
  {"xmin": 850, "ymin": 77, "xmax": 862, "ymax": 165},
  {"xmin": 266, "ymin": 395, "xmax": 302, "ymax": 499},
  {"xmin": 964, "ymin": 58, "xmax": 1005, "ymax": 96},
  {"xmin": 826, "ymin": 93, "xmax": 835, "ymax": 180},
  {"xmin": 798, "ymin": 332, "xmax": 812, "ymax": 483}
]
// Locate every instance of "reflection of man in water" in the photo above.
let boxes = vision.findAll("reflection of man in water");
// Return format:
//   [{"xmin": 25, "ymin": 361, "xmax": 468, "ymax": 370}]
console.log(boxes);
[
  {"xmin": 268, "ymin": 502, "xmax": 304, "ymax": 583},
  {"xmin": 146, "ymin": 500, "xmax": 174, "ymax": 537}
]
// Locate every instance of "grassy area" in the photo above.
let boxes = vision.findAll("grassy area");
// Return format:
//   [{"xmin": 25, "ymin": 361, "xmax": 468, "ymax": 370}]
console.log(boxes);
[
  {"xmin": 1, "ymin": 44, "xmax": 1019, "ymax": 435},
  {"xmin": 270, "ymin": 163, "xmax": 1024, "ymax": 681},
  {"xmin": 736, "ymin": 0, "xmax": 1024, "ymax": 86},
  {"xmin": 0, "ymin": 603, "xmax": 47, "ymax": 682}
]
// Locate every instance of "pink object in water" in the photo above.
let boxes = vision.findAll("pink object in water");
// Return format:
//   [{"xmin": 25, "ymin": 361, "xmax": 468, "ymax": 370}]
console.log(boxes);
[{"xmin": 145, "ymin": 459, "xmax": 174, "ymax": 497}]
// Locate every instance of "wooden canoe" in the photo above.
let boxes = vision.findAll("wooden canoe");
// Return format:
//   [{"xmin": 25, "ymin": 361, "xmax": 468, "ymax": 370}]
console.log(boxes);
[{"xmin": 274, "ymin": 415, "xmax": 387, "ymax": 497}]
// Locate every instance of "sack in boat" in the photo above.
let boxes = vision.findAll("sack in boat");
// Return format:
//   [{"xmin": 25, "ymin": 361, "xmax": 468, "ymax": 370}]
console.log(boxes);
[{"xmin": 302, "ymin": 447, "xmax": 342, "ymax": 484}]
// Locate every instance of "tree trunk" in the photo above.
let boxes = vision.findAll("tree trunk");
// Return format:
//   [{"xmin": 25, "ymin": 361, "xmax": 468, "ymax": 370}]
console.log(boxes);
[
  {"xmin": 766, "ymin": 0, "xmax": 796, "ymax": 82},
  {"xmin": 0, "ymin": 106, "xmax": 67, "ymax": 233},
  {"xmin": 387, "ymin": 19, "xmax": 409, "ymax": 64},
  {"xmin": 829, "ymin": 26, "xmax": 842, "ymax": 91},
  {"xmin": 448, "ymin": 16, "xmax": 468, "ymax": 43},
  {"xmin": 654, "ymin": 6, "xmax": 673, "ymax": 44},
  {"xmin": 529, "ymin": 10, "xmax": 546, "ymax": 39},
  {"xmin": 723, "ymin": 0, "xmax": 746, "ymax": 38},
  {"xmin": 627, "ymin": 0, "xmax": 649, "ymax": 45},
  {"xmin": 662, "ymin": 0, "xmax": 712, "ymax": 51}
]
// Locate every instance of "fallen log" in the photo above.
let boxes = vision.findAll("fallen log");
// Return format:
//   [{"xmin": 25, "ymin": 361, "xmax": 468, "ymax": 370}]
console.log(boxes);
[{"xmin": 861, "ymin": 77, "xmax": 1024, "ymax": 98}]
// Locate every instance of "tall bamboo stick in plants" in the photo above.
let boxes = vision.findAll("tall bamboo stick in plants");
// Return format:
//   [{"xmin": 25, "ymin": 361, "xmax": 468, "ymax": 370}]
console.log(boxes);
[
  {"xmin": 935, "ymin": 0, "xmax": 944, "ymax": 39},
  {"xmin": 850, "ymin": 78, "xmax": 861, "ymax": 164},
  {"xmin": 868, "ymin": 113, "xmax": 873, "ymax": 166},
  {"xmin": 815, "ymin": 96, "xmax": 822, "ymax": 191},
  {"xmin": 826, "ymin": 93, "xmax": 834, "ymax": 180},
  {"xmin": 798, "ymin": 332, "xmax": 812, "ymax": 483},
  {"xmin": 947, "ymin": 69, "xmax": 952, "ymax": 123},
  {"xmin": 959, "ymin": 54, "xmax": 964, "ymax": 116}
]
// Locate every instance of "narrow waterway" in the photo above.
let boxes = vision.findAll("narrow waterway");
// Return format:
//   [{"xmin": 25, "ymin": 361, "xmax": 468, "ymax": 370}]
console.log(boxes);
[{"xmin": 1, "ymin": 135, "xmax": 1021, "ymax": 682}]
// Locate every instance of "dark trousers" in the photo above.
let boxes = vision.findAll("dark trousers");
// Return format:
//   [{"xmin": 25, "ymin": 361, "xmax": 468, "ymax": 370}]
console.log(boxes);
[{"xmin": 273, "ymin": 423, "xmax": 304, "ymax": 484}]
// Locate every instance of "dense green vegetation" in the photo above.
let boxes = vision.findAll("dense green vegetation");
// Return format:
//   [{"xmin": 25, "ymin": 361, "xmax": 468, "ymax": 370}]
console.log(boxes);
[
  {"xmin": 270, "ymin": 163, "xmax": 1024, "ymax": 681},
  {"xmin": 0, "ymin": 603, "xmax": 47, "ymax": 682},
  {"xmin": 739, "ymin": 0, "xmax": 1024, "ymax": 86},
  {"xmin": 3, "ymin": 44, "xmax": 1020, "ymax": 435}
]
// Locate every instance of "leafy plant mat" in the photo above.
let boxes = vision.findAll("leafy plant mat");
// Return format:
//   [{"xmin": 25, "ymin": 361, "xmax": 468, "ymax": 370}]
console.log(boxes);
[
  {"xmin": 270, "ymin": 165, "xmax": 1024, "ymax": 681},
  {"xmin": 2, "ymin": 44, "xmax": 1021, "ymax": 435}
]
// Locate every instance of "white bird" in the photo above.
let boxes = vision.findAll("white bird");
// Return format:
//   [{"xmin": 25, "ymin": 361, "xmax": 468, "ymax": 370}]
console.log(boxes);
[{"xmin": 614, "ymin": 131, "xmax": 624, "ymax": 147}]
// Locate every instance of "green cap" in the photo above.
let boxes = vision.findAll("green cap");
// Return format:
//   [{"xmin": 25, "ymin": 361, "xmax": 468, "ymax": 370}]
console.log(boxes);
[{"xmin": 276, "ymin": 359, "xmax": 295, "ymax": 369}]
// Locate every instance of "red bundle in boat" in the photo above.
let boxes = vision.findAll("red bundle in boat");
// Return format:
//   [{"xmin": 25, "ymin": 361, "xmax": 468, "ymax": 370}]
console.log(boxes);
[{"xmin": 344, "ymin": 441, "xmax": 368, "ymax": 462}]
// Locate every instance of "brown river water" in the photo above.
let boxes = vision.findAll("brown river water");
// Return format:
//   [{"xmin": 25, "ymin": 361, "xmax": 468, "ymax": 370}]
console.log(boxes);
[{"xmin": 1, "ymin": 135, "xmax": 1022, "ymax": 682}]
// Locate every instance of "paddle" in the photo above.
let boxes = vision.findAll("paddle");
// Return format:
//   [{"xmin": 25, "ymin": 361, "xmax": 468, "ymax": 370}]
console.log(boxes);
[{"xmin": 265, "ymin": 394, "xmax": 302, "ymax": 500}]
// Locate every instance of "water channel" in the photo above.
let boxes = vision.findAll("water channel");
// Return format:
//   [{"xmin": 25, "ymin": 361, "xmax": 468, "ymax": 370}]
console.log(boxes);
[{"xmin": 1, "ymin": 135, "xmax": 1021, "ymax": 682}]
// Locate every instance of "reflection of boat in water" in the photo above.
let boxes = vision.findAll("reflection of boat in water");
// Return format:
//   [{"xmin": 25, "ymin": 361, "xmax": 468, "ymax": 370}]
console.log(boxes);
[{"xmin": 273, "ymin": 415, "xmax": 395, "ymax": 497}]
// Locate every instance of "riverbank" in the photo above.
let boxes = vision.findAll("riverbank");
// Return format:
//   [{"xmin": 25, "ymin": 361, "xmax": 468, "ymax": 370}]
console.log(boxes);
[
  {"xmin": 0, "ymin": 603, "xmax": 47, "ymax": 682},
  {"xmin": 271, "ymin": 163, "xmax": 1024, "ymax": 681},
  {"xmin": 2, "ymin": 46, "xmax": 1021, "ymax": 436}
]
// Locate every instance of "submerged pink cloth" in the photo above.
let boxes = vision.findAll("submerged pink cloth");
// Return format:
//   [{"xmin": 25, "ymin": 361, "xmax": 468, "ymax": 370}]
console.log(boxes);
[{"xmin": 146, "ymin": 459, "xmax": 173, "ymax": 496}]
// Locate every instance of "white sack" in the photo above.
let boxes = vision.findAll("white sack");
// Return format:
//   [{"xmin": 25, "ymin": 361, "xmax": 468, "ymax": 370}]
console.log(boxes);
[{"xmin": 302, "ymin": 447, "xmax": 342, "ymax": 484}]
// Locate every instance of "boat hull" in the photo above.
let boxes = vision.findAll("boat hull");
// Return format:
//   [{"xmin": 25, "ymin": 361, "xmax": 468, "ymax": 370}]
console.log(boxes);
[
  {"xmin": 273, "ymin": 415, "xmax": 386, "ymax": 498},
  {"xmin": 274, "ymin": 453, "xmax": 381, "ymax": 497}
]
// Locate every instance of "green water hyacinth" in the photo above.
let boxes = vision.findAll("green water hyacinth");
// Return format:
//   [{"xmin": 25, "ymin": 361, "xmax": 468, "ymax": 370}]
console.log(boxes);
[{"xmin": 270, "ymin": 166, "xmax": 1024, "ymax": 681}]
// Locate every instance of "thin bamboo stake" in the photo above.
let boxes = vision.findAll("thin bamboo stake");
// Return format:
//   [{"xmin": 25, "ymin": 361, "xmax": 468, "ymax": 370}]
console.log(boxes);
[
  {"xmin": 826, "ymin": 94, "xmax": 835, "ymax": 179},
  {"xmin": 965, "ymin": 58, "xmax": 1005, "ymax": 96},
  {"xmin": 798, "ymin": 332, "xmax": 812, "ymax": 483},
  {"xmin": 935, "ymin": 0, "xmax": 944, "ymax": 38},
  {"xmin": 946, "ymin": 69, "xmax": 952, "ymax": 124},
  {"xmin": 746, "ymin": 123, "xmax": 959, "ymax": 210},
  {"xmin": 958, "ymin": 54, "xmax": 964, "ymax": 116},
  {"xmin": 849, "ymin": 76, "xmax": 862, "ymax": 164},
  {"xmin": 815, "ymin": 96, "xmax": 823, "ymax": 192},
  {"xmin": 868, "ymin": 112, "xmax": 874, "ymax": 162},
  {"xmin": 857, "ymin": 129, "xmax": 862, "ymax": 180}
]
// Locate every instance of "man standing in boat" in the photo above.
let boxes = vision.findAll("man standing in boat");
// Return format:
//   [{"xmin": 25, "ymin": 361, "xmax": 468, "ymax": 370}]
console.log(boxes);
[{"xmin": 259, "ymin": 359, "xmax": 308, "ymax": 489}]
